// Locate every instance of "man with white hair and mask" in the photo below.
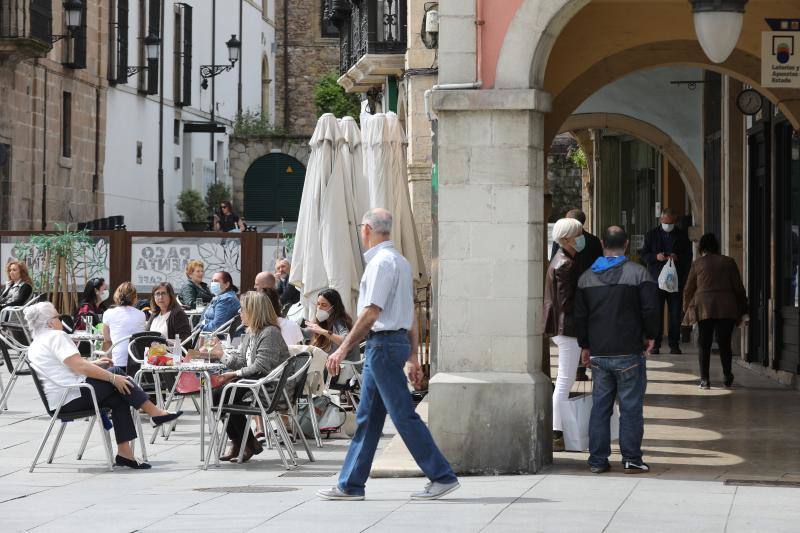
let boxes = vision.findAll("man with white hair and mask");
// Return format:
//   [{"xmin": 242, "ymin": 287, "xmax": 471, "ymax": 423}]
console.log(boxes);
[
  {"xmin": 318, "ymin": 208, "xmax": 460, "ymax": 501},
  {"xmin": 25, "ymin": 301, "xmax": 182, "ymax": 469}
]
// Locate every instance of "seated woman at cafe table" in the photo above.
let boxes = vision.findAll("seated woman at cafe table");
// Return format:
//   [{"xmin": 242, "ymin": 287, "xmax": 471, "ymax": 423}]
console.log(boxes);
[
  {"xmin": 25, "ymin": 301, "xmax": 182, "ymax": 470},
  {"xmin": 147, "ymin": 282, "xmax": 192, "ymax": 341},
  {"xmin": 74, "ymin": 277, "xmax": 109, "ymax": 331},
  {"xmin": 178, "ymin": 260, "xmax": 214, "ymax": 309},
  {"xmin": 201, "ymin": 271, "xmax": 241, "ymax": 333},
  {"xmin": 187, "ymin": 291, "xmax": 290, "ymax": 462},
  {"xmin": 0, "ymin": 260, "xmax": 33, "ymax": 310},
  {"xmin": 102, "ymin": 282, "xmax": 147, "ymax": 372}
]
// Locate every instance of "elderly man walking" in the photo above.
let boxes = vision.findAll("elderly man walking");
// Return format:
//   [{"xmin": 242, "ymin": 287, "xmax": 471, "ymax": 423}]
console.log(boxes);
[
  {"xmin": 575, "ymin": 226, "xmax": 659, "ymax": 474},
  {"xmin": 318, "ymin": 208, "xmax": 460, "ymax": 501}
]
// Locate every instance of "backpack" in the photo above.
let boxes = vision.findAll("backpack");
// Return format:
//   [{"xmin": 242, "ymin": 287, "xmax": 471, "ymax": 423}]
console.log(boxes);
[{"xmin": 297, "ymin": 395, "xmax": 346, "ymax": 438}]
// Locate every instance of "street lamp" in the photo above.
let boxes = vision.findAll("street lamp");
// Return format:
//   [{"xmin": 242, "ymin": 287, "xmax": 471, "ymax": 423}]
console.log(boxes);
[
  {"xmin": 51, "ymin": 0, "xmax": 83, "ymax": 43},
  {"xmin": 689, "ymin": 0, "xmax": 748, "ymax": 64},
  {"xmin": 126, "ymin": 34, "xmax": 161, "ymax": 76},
  {"xmin": 200, "ymin": 34, "xmax": 242, "ymax": 89}
]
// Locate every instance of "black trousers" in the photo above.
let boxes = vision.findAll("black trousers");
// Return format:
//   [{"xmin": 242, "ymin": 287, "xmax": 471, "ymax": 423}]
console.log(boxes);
[
  {"xmin": 698, "ymin": 318, "xmax": 736, "ymax": 381},
  {"xmin": 212, "ymin": 385, "xmax": 255, "ymax": 444},
  {"xmin": 61, "ymin": 377, "xmax": 149, "ymax": 444},
  {"xmin": 656, "ymin": 289, "xmax": 683, "ymax": 349}
]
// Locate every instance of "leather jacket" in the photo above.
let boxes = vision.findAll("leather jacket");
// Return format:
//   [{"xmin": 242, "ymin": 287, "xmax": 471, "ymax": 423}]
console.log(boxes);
[
  {"xmin": 542, "ymin": 248, "xmax": 579, "ymax": 337},
  {"xmin": 0, "ymin": 281, "xmax": 32, "ymax": 309}
]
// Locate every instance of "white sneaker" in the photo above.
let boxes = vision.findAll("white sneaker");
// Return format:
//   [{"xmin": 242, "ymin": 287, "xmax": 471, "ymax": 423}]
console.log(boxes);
[
  {"xmin": 411, "ymin": 480, "xmax": 461, "ymax": 500},
  {"xmin": 317, "ymin": 486, "xmax": 365, "ymax": 501}
]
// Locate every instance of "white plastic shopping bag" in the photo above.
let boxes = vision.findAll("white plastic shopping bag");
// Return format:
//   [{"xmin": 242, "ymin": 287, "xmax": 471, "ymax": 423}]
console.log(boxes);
[
  {"xmin": 561, "ymin": 394, "xmax": 620, "ymax": 452},
  {"xmin": 658, "ymin": 258, "xmax": 679, "ymax": 293}
]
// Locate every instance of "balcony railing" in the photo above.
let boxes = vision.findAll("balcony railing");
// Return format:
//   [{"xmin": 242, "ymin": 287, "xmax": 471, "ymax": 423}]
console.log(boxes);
[
  {"xmin": 325, "ymin": 0, "xmax": 407, "ymax": 76},
  {"xmin": 0, "ymin": 0, "xmax": 52, "ymax": 60}
]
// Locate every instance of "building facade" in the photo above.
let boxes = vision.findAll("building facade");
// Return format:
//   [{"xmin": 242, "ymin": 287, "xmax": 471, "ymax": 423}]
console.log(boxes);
[
  {"xmin": 421, "ymin": 0, "xmax": 800, "ymax": 476},
  {"xmin": 274, "ymin": 0, "xmax": 340, "ymax": 137},
  {"xmin": 103, "ymin": 0, "xmax": 276, "ymax": 231},
  {"xmin": 0, "ymin": 0, "xmax": 107, "ymax": 230}
]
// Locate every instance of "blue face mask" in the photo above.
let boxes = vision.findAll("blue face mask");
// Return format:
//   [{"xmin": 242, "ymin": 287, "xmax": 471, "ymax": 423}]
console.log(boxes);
[
  {"xmin": 209, "ymin": 282, "xmax": 222, "ymax": 295},
  {"xmin": 574, "ymin": 234, "xmax": 586, "ymax": 253}
]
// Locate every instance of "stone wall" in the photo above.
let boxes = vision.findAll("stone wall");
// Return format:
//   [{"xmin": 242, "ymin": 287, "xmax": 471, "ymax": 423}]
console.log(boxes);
[
  {"xmin": 547, "ymin": 139, "xmax": 584, "ymax": 222},
  {"xmin": 274, "ymin": 0, "xmax": 340, "ymax": 137},
  {"xmin": 0, "ymin": 5, "xmax": 107, "ymax": 230}
]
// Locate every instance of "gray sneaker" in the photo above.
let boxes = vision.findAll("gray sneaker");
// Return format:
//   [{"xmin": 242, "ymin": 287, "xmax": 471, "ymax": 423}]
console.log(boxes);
[
  {"xmin": 411, "ymin": 480, "xmax": 461, "ymax": 500},
  {"xmin": 317, "ymin": 486, "xmax": 365, "ymax": 501}
]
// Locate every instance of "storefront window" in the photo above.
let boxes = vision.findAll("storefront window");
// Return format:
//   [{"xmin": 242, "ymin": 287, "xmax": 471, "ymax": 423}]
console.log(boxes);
[{"xmin": 788, "ymin": 133, "xmax": 800, "ymax": 307}]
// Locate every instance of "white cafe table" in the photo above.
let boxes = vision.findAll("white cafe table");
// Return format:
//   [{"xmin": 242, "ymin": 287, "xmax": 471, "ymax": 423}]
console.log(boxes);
[
  {"xmin": 140, "ymin": 360, "xmax": 225, "ymax": 461},
  {"xmin": 69, "ymin": 331, "xmax": 105, "ymax": 359}
]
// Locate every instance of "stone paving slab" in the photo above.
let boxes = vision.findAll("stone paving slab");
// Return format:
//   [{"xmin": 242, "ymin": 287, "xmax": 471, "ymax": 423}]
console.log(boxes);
[{"xmin": 2, "ymin": 353, "xmax": 800, "ymax": 532}]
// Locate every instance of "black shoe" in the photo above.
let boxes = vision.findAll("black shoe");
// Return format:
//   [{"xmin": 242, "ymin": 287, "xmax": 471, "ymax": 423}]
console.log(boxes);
[
  {"xmin": 699, "ymin": 380, "xmax": 711, "ymax": 390},
  {"xmin": 724, "ymin": 374, "xmax": 734, "ymax": 388},
  {"xmin": 670, "ymin": 346, "xmax": 682, "ymax": 355},
  {"xmin": 590, "ymin": 464, "xmax": 610, "ymax": 474},
  {"xmin": 151, "ymin": 410, "xmax": 183, "ymax": 428},
  {"xmin": 651, "ymin": 348, "xmax": 660, "ymax": 355},
  {"xmin": 623, "ymin": 461, "xmax": 650, "ymax": 474},
  {"xmin": 115, "ymin": 455, "xmax": 151, "ymax": 469}
]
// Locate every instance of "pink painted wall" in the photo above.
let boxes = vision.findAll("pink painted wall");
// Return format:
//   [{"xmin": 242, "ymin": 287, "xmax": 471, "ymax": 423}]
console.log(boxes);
[{"xmin": 479, "ymin": 0, "xmax": 524, "ymax": 88}]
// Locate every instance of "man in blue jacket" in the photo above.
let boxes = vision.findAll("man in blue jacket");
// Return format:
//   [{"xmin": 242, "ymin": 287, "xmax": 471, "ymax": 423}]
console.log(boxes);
[
  {"xmin": 575, "ymin": 226, "xmax": 659, "ymax": 474},
  {"xmin": 639, "ymin": 208, "xmax": 691, "ymax": 354}
]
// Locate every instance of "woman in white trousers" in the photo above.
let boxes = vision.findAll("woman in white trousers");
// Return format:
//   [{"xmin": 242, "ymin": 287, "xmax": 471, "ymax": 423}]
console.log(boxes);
[{"xmin": 542, "ymin": 218, "xmax": 585, "ymax": 451}]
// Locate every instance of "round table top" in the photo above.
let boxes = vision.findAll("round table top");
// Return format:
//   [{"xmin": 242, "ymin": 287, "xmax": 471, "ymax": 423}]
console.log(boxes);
[{"xmin": 69, "ymin": 332, "xmax": 104, "ymax": 341}]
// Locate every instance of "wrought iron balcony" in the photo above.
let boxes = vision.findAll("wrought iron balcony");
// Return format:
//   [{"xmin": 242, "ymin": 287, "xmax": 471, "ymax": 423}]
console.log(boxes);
[
  {"xmin": 325, "ymin": 0, "xmax": 407, "ymax": 92},
  {"xmin": 0, "ymin": 0, "xmax": 52, "ymax": 61}
]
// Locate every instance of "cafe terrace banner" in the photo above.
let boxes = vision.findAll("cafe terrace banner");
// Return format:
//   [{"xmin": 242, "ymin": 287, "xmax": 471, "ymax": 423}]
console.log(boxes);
[{"xmin": 131, "ymin": 237, "xmax": 241, "ymax": 293}]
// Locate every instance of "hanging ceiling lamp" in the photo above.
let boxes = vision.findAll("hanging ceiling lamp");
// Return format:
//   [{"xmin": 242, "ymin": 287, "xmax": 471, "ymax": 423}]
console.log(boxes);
[{"xmin": 689, "ymin": 0, "xmax": 749, "ymax": 64}]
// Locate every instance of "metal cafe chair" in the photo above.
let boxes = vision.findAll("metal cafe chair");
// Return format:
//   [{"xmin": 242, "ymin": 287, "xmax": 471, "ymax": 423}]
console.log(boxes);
[
  {"xmin": 279, "ymin": 352, "xmax": 316, "ymax": 462},
  {"xmin": 27, "ymin": 366, "xmax": 146, "ymax": 473},
  {"xmin": 204, "ymin": 356, "xmax": 302, "ymax": 470},
  {"xmin": 0, "ymin": 309, "xmax": 37, "ymax": 412},
  {"xmin": 289, "ymin": 344, "xmax": 328, "ymax": 448}
]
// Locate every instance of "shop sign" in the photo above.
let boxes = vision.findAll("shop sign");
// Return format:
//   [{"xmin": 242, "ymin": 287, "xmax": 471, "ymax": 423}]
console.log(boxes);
[{"xmin": 762, "ymin": 31, "xmax": 800, "ymax": 88}]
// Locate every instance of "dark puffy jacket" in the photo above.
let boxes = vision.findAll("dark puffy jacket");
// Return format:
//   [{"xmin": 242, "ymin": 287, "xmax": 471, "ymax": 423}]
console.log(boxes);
[
  {"xmin": 542, "ymin": 248, "xmax": 579, "ymax": 337},
  {"xmin": 574, "ymin": 258, "xmax": 659, "ymax": 357}
]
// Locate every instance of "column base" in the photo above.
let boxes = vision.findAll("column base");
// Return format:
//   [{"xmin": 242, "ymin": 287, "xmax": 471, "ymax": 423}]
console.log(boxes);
[{"xmin": 428, "ymin": 371, "xmax": 552, "ymax": 475}]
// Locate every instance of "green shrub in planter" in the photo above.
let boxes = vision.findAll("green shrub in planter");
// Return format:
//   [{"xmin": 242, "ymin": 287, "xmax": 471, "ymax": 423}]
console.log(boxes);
[{"xmin": 176, "ymin": 189, "xmax": 208, "ymax": 231}]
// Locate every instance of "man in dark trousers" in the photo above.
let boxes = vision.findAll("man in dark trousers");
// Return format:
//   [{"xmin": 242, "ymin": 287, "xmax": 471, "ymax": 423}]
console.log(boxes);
[
  {"xmin": 550, "ymin": 208, "xmax": 603, "ymax": 380},
  {"xmin": 639, "ymin": 208, "xmax": 691, "ymax": 354},
  {"xmin": 575, "ymin": 226, "xmax": 659, "ymax": 474}
]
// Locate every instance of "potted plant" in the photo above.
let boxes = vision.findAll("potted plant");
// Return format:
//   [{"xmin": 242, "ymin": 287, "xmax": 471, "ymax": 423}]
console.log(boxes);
[{"xmin": 176, "ymin": 189, "xmax": 208, "ymax": 231}]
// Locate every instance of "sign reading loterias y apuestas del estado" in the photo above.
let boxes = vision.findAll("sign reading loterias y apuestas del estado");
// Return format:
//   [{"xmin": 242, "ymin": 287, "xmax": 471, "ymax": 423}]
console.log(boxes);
[{"xmin": 762, "ymin": 19, "xmax": 800, "ymax": 89}]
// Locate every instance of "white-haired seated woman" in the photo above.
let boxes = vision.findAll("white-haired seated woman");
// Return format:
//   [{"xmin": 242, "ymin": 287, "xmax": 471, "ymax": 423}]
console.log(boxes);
[
  {"xmin": 541, "ymin": 217, "xmax": 585, "ymax": 452},
  {"xmin": 25, "ymin": 302, "xmax": 183, "ymax": 469}
]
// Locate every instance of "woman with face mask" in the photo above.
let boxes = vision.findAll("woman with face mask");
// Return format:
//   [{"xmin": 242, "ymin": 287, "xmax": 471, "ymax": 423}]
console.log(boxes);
[
  {"xmin": 542, "ymin": 217, "xmax": 585, "ymax": 452},
  {"xmin": 74, "ymin": 277, "xmax": 110, "ymax": 332},
  {"xmin": 303, "ymin": 288, "xmax": 359, "ymax": 362},
  {"xmin": 201, "ymin": 271, "xmax": 241, "ymax": 333}
]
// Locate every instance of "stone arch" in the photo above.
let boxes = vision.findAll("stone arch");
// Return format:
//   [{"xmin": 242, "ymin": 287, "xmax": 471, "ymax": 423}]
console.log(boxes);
[
  {"xmin": 560, "ymin": 112, "xmax": 704, "ymax": 225},
  {"xmin": 496, "ymin": 0, "xmax": 800, "ymax": 131},
  {"xmin": 544, "ymin": 43, "xmax": 800, "ymax": 147}
]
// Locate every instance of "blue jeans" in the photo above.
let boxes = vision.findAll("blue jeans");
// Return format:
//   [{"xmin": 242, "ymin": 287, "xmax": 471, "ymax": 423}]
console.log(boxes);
[
  {"xmin": 656, "ymin": 289, "xmax": 682, "ymax": 349},
  {"xmin": 338, "ymin": 331, "xmax": 457, "ymax": 496},
  {"xmin": 588, "ymin": 355, "xmax": 647, "ymax": 468}
]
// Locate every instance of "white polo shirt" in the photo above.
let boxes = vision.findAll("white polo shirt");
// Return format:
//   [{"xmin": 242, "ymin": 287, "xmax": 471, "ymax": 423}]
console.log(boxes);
[{"xmin": 357, "ymin": 241, "xmax": 414, "ymax": 332}]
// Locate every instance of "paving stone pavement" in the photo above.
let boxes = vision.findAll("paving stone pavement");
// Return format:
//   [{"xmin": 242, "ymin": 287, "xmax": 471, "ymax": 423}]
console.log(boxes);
[{"xmin": 1, "ymin": 348, "xmax": 799, "ymax": 532}]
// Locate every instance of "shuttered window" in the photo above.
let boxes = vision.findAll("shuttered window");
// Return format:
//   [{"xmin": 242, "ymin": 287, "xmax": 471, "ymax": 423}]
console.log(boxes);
[
  {"xmin": 243, "ymin": 154, "xmax": 306, "ymax": 222},
  {"xmin": 146, "ymin": 0, "xmax": 161, "ymax": 95},
  {"xmin": 108, "ymin": 0, "xmax": 130, "ymax": 84},
  {"xmin": 173, "ymin": 3, "xmax": 192, "ymax": 106}
]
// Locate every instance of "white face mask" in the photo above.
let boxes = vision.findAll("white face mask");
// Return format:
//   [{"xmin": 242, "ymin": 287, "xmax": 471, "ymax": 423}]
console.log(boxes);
[
  {"xmin": 100, "ymin": 289, "xmax": 109, "ymax": 301},
  {"xmin": 661, "ymin": 223, "xmax": 675, "ymax": 232},
  {"xmin": 316, "ymin": 309, "xmax": 330, "ymax": 323}
]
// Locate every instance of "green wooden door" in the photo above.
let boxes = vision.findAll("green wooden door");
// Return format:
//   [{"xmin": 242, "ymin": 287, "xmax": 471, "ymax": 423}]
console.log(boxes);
[{"xmin": 243, "ymin": 153, "xmax": 306, "ymax": 221}]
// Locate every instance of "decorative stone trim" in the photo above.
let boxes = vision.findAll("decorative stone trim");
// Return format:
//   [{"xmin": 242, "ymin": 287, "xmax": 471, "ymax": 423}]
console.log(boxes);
[{"xmin": 431, "ymin": 89, "xmax": 552, "ymax": 113}]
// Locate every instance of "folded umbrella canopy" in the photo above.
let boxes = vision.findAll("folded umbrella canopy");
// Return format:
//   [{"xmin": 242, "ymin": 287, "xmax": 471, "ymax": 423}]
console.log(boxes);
[
  {"xmin": 291, "ymin": 114, "xmax": 360, "ymax": 317},
  {"xmin": 362, "ymin": 112, "xmax": 429, "ymax": 288}
]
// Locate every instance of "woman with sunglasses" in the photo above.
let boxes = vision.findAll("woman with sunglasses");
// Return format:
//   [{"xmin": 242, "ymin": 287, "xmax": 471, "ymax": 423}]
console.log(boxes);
[
  {"xmin": 74, "ymin": 277, "xmax": 109, "ymax": 331},
  {"xmin": 213, "ymin": 201, "xmax": 246, "ymax": 232}
]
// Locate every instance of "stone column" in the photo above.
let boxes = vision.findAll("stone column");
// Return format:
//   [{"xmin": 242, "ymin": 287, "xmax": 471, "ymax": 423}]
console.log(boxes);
[{"xmin": 428, "ymin": 88, "xmax": 553, "ymax": 474}]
